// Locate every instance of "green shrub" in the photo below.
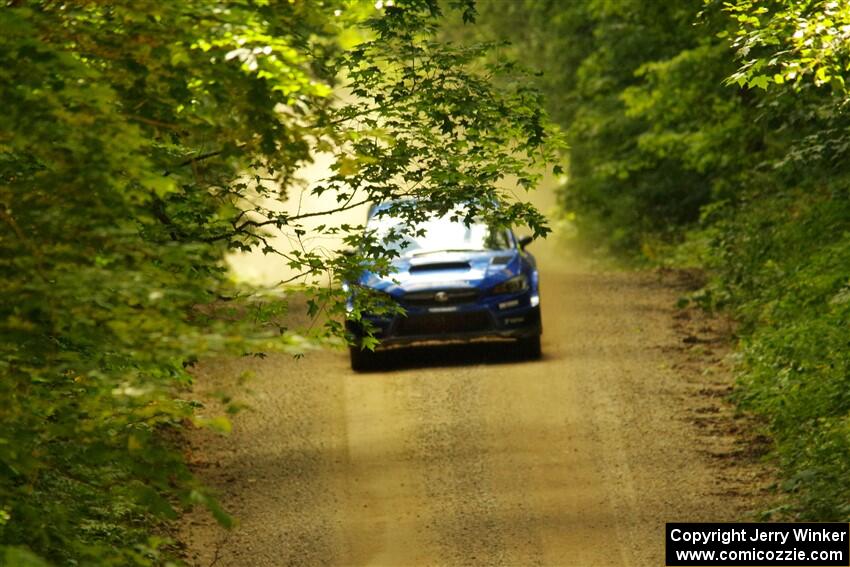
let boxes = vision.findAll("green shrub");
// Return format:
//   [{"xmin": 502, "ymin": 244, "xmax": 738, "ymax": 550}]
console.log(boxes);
[{"xmin": 712, "ymin": 185, "xmax": 850, "ymax": 519}]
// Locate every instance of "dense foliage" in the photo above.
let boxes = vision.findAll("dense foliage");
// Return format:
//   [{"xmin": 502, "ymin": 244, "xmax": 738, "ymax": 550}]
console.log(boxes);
[
  {"xmin": 0, "ymin": 1, "xmax": 557, "ymax": 564},
  {"xmin": 477, "ymin": 0, "xmax": 850, "ymax": 519}
]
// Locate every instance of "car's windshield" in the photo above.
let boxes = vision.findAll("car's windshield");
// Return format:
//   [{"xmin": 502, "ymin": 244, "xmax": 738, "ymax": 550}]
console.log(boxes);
[{"xmin": 369, "ymin": 213, "xmax": 513, "ymax": 257}]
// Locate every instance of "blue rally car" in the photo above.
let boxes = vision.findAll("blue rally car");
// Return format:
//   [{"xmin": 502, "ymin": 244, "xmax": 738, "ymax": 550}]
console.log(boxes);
[{"xmin": 345, "ymin": 204, "xmax": 542, "ymax": 370}]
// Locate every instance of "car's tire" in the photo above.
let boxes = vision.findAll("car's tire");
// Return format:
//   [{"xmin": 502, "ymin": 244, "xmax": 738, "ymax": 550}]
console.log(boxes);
[
  {"xmin": 349, "ymin": 346, "xmax": 379, "ymax": 372},
  {"xmin": 517, "ymin": 335, "xmax": 542, "ymax": 360}
]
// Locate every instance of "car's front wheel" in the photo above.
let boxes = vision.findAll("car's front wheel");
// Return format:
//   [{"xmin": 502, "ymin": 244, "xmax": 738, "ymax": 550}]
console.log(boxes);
[{"xmin": 349, "ymin": 346, "xmax": 379, "ymax": 372}]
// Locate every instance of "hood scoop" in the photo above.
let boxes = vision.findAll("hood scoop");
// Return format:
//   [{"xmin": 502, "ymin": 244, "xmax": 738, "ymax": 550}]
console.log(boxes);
[{"xmin": 409, "ymin": 261, "xmax": 470, "ymax": 273}]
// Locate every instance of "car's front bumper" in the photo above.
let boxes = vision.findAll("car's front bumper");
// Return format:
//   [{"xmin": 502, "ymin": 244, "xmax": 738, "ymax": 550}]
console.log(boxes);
[{"xmin": 346, "ymin": 291, "xmax": 541, "ymax": 349}]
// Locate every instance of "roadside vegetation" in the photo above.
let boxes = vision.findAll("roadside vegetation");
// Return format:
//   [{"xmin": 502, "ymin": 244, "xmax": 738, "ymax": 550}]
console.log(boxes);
[
  {"xmin": 477, "ymin": 0, "xmax": 850, "ymax": 521},
  {"xmin": 0, "ymin": 1, "xmax": 559, "ymax": 564}
]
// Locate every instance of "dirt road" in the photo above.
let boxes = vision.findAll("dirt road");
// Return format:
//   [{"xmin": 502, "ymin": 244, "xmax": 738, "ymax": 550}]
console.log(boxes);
[{"xmin": 180, "ymin": 232, "xmax": 769, "ymax": 566}]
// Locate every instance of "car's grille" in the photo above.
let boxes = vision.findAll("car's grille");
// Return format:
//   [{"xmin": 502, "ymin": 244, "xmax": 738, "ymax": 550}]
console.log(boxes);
[
  {"xmin": 401, "ymin": 289, "xmax": 479, "ymax": 308},
  {"xmin": 395, "ymin": 311, "xmax": 493, "ymax": 336}
]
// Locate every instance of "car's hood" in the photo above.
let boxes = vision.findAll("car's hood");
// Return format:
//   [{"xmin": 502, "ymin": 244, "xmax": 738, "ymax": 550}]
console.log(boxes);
[{"xmin": 360, "ymin": 249, "xmax": 522, "ymax": 296}]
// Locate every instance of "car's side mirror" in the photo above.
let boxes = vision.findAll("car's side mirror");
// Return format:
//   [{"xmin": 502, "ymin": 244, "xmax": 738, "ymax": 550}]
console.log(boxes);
[{"xmin": 518, "ymin": 235, "xmax": 533, "ymax": 249}]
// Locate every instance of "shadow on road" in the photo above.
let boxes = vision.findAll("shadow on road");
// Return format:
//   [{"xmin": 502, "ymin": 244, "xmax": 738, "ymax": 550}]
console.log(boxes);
[{"xmin": 355, "ymin": 341, "xmax": 544, "ymax": 372}]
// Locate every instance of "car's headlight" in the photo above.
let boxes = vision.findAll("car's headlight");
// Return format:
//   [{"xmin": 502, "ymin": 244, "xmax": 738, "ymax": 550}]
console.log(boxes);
[{"xmin": 491, "ymin": 274, "xmax": 529, "ymax": 295}]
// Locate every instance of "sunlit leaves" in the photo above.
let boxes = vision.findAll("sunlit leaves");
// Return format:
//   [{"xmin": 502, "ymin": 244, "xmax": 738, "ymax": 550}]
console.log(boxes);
[{"xmin": 725, "ymin": 0, "xmax": 850, "ymax": 97}]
